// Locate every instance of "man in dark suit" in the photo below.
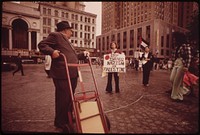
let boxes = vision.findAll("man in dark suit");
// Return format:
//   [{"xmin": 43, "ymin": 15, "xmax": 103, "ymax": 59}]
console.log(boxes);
[
  {"xmin": 38, "ymin": 21, "xmax": 89, "ymax": 132},
  {"xmin": 139, "ymin": 40, "xmax": 154, "ymax": 87},
  {"xmin": 13, "ymin": 53, "xmax": 25, "ymax": 76}
]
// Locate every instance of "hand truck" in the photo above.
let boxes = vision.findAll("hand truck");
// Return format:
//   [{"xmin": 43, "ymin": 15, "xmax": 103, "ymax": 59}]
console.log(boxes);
[{"xmin": 60, "ymin": 53, "xmax": 110, "ymax": 133}]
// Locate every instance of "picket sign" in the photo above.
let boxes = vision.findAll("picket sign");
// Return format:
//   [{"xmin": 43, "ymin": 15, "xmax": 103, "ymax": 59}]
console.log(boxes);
[{"xmin": 103, "ymin": 53, "xmax": 126, "ymax": 73}]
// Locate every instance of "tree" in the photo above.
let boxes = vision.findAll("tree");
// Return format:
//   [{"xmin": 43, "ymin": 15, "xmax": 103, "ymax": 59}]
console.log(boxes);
[{"xmin": 187, "ymin": 9, "xmax": 199, "ymax": 45}]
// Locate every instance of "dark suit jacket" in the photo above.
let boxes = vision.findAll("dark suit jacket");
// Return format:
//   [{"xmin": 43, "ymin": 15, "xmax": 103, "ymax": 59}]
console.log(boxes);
[
  {"xmin": 38, "ymin": 32, "xmax": 86, "ymax": 79},
  {"xmin": 140, "ymin": 52, "xmax": 154, "ymax": 67}
]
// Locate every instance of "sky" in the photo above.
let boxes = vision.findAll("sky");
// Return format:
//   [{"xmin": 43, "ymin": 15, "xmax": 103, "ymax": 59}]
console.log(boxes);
[{"xmin": 84, "ymin": 2, "xmax": 102, "ymax": 36}]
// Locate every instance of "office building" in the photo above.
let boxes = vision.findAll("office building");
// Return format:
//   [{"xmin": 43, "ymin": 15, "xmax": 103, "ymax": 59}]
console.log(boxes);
[{"xmin": 97, "ymin": 2, "xmax": 195, "ymax": 59}]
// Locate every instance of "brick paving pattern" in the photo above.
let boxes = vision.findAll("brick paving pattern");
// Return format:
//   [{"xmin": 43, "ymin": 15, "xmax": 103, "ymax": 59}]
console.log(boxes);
[{"xmin": 1, "ymin": 64, "xmax": 199, "ymax": 134}]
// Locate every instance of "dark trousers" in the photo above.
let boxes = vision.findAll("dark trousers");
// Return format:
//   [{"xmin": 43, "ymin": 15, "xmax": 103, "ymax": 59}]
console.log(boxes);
[
  {"xmin": 142, "ymin": 64, "xmax": 151, "ymax": 85},
  {"xmin": 53, "ymin": 78, "xmax": 77, "ymax": 126},
  {"xmin": 45, "ymin": 70, "xmax": 50, "ymax": 77},
  {"xmin": 106, "ymin": 72, "xmax": 119, "ymax": 92},
  {"xmin": 13, "ymin": 65, "xmax": 24, "ymax": 75}
]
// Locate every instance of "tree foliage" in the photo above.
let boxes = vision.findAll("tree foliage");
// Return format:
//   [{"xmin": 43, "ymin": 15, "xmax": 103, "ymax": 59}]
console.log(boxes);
[{"xmin": 187, "ymin": 9, "xmax": 199, "ymax": 43}]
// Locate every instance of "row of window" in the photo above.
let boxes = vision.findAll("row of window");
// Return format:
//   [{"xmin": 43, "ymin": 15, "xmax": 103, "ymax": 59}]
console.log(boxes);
[
  {"xmin": 97, "ymin": 27, "xmax": 172, "ymax": 57},
  {"xmin": 43, "ymin": 26, "xmax": 95, "ymax": 39},
  {"xmin": 71, "ymin": 40, "xmax": 95, "ymax": 48},
  {"xmin": 43, "ymin": 17, "xmax": 95, "ymax": 32},
  {"xmin": 42, "ymin": 7, "xmax": 95, "ymax": 24},
  {"xmin": 41, "ymin": 36, "xmax": 95, "ymax": 49}
]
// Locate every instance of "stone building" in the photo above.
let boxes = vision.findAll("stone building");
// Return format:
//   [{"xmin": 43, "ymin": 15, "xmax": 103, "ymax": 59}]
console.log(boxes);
[{"xmin": 1, "ymin": 2, "xmax": 97, "ymax": 62}]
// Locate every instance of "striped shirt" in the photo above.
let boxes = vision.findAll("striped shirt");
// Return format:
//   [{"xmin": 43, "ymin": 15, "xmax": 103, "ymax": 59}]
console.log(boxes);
[{"xmin": 173, "ymin": 44, "xmax": 192, "ymax": 68}]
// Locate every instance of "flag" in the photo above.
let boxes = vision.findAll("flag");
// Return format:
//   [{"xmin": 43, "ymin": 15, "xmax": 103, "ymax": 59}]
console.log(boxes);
[{"xmin": 140, "ymin": 37, "xmax": 149, "ymax": 49}]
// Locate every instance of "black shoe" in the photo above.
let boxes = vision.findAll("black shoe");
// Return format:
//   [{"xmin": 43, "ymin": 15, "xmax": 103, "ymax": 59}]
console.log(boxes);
[
  {"xmin": 62, "ymin": 125, "xmax": 71, "ymax": 133},
  {"xmin": 54, "ymin": 123, "xmax": 72, "ymax": 133}
]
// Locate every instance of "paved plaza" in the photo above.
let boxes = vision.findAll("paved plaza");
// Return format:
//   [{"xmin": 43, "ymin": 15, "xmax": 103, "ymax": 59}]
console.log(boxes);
[{"xmin": 1, "ymin": 63, "xmax": 199, "ymax": 134}]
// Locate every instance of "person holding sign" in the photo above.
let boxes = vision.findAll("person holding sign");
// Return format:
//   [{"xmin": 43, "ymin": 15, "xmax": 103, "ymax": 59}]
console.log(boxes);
[
  {"xmin": 139, "ymin": 38, "xmax": 154, "ymax": 87},
  {"xmin": 105, "ymin": 42, "xmax": 123, "ymax": 93}
]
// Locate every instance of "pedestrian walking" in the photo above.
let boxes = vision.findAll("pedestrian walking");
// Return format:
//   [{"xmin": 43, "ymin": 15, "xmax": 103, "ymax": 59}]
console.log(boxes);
[
  {"xmin": 12, "ymin": 53, "xmax": 25, "ymax": 76},
  {"xmin": 105, "ymin": 41, "xmax": 122, "ymax": 93},
  {"xmin": 135, "ymin": 58, "xmax": 139, "ymax": 71},
  {"xmin": 139, "ymin": 38, "xmax": 154, "ymax": 87},
  {"xmin": 44, "ymin": 55, "xmax": 52, "ymax": 78},
  {"xmin": 169, "ymin": 32, "xmax": 192, "ymax": 101},
  {"xmin": 38, "ymin": 21, "xmax": 90, "ymax": 132}
]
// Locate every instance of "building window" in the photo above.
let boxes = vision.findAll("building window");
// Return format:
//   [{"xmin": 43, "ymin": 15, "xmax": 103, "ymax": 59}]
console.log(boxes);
[
  {"xmin": 117, "ymin": 33, "xmax": 120, "ymax": 49},
  {"xmin": 55, "ymin": 19, "xmax": 59, "ymax": 25},
  {"xmin": 48, "ymin": 18, "xmax": 51, "ymax": 26},
  {"xmin": 1, "ymin": 27, "xmax": 9, "ymax": 48},
  {"xmin": 66, "ymin": 13, "xmax": 68, "ymax": 18},
  {"xmin": 123, "ymin": 31, "xmax": 127, "ymax": 49},
  {"xmin": 75, "ymin": 15, "xmax": 78, "ymax": 21},
  {"xmin": 98, "ymin": 38, "xmax": 101, "ymax": 51},
  {"xmin": 43, "ymin": 27, "xmax": 51, "ymax": 34},
  {"xmin": 166, "ymin": 50, "xmax": 169, "ymax": 56},
  {"xmin": 146, "ymin": 25, "xmax": 150, "ymax": 44},
  {"xmin": 80, "ymin": 32, "xmax": 82, "ymax": 38},
  {"xmin": 80, "ymin": 16, "xmax": 83, "ymax": 21},
  {"xmin": 75, "ymin": 24, "xmax": 78, "ymax": 30},
  {"xmin": 55, "ymin": 10, "xmax": 59, "ymax": 17},
  {"xmin": 43, "ymin": 7, "xmax": 47, "ymax": 15},
  {"xmin": 102, "ymin": 37, "xmax": 105, "ymax": 51},
  {"xmin": 161, "ymin": 49, "xmax": 164, "ymax": 55},
  {"xmin": 107, "ymin": 36, "xmax": 109, "ymax": 50},
  {"xmin": 43, "ymin": 18, "xmax": 47, "ymax": 25},
  {"xmin": 130, "ymin": 29, "xmax": 134, "ymax": 48},
  {"xmin": 161, "ymin": 36, "xmax": 164, "ymax": 47},
  {"xmin": 48, "ymin": 9, "xmax": 51, "ymax": 15},
  {"xmin": 137, "ymin": 28, "xmax": 142, "ymax": 48},
  {"xmin": 92, "ymin": 27, "xmax": 95, "ymax": 32},
  {"xmin": 80, "ymin": 41, "xmax": 82, "ymax": 47},
  {"xmin": 62, "ymin": 12, "xmax": 65, "ymax": 18},
  {"xmin": 112, "ymin": 34, "xmax": 115, "ymax": 41},
  {"xmin": 80, "ymin": 24, "xmax": 83, "ymax": 30},
  {"xmin": 75, "ymin": 32, "xmax": 78, "ymax": 37},
  {"xmin": 166, "ymin": 34, "xmax": 169, "ymax": 48}
]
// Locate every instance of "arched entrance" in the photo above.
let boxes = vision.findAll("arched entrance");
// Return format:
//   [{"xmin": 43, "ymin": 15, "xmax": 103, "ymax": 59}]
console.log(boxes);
[{"xmin": 12, "ymin": 19, "xmax": 28, "ymax": 49}]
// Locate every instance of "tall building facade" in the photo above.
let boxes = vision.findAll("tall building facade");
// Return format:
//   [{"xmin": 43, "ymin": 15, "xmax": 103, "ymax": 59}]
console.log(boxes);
[
  {"xmin": 97, "ymin": 2, "xmax": 193, "ymax": 59},
  {"xmin": 178, "ymin": 2, "xmax": 197, "ymax": 28},
  {"xmin": 1, "ymin": 2, "xmax": 97, "ymax": 61}
]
